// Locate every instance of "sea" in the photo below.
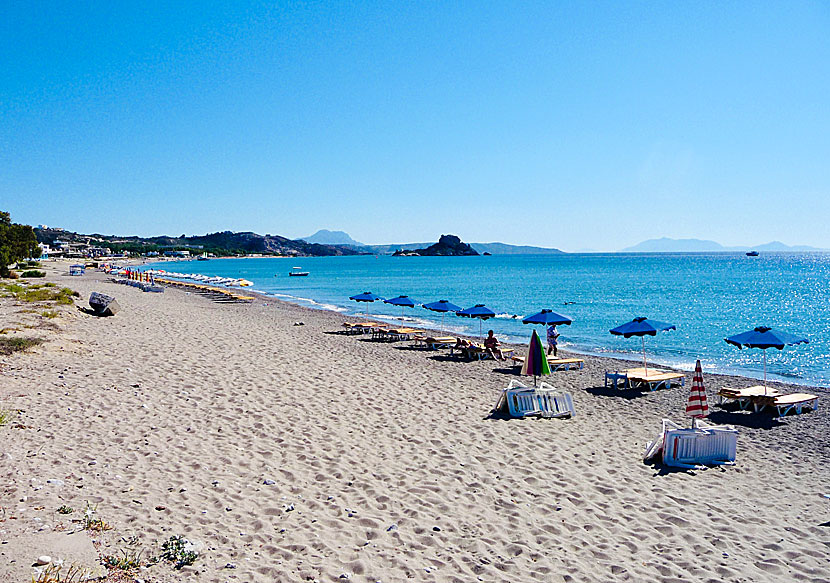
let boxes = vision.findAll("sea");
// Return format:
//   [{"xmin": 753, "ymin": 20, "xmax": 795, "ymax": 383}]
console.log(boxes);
[{"xmin": 144, "ymin": 253, "xmax": 830, "ymax": 389}]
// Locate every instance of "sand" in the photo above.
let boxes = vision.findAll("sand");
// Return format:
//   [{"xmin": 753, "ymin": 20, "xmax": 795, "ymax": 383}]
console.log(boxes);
[{"xmin": 1, "ymin": 262, "xmax": 828, "ymax": 582}]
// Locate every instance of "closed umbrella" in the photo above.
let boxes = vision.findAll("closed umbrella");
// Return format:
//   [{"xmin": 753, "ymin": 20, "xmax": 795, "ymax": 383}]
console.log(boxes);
[
  {"xmin": 686, "ymin": 359, "xmax": 708, "ymax": 427},
  {"xmin": 610, "ymin": 317, "xmax": 676, "ymax": 374},
  {"xmin": 349, "ymin": 291, "xmax": 382, "ymax": 318},
  {"xmin": 724, "ymin": 326, "xmax": 808, "ymax": 393},
  {"xmin": 423, "ymin": 300, "xmax": 463, "ymax": 332},
  {"xmin": 384, "ymin": 295, "xmax": 416, "ymax": 320},
  {"xmin": 520, "ymin": 329, "xmax": 551, "ymax": 386},
  {"xmin": 456, "ymin": 304, "xmax": 496, "ymax": 342}
]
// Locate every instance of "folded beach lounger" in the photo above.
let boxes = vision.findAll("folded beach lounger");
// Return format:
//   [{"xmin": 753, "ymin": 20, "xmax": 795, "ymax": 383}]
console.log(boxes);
[
  {"xmin": 645, "ymin": 419, "xmax": 738, "ymax": 470},
  {"xmin": 493, "ymin": 379, "xmax": 575, "ymax": 419},
  {"xmin": 753, "ymin": 393, "xmax": 819, "ymax": 416}
]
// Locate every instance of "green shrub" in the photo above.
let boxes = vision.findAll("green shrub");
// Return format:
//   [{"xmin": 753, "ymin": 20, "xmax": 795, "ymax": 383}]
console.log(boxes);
[
  {"xmin": 160, "ymin": 535, "xmax": 198, "ymax": 569},
  {"xmin": 20, "ymin": 270, "xmax": 46, "ymax": 278},
  {"xmin": 0, "ymin": 337, "xmax": 44, "ymax": 355}
]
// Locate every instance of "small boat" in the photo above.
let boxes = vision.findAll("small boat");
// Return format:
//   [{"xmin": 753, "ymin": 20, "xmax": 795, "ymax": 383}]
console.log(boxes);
[
  {"xmin": 289, "ymin": 267, "xmax": 309, "ymax": 277},
  {"xmin": 197, "ymin": 253, "xmax": 210, "ymax": 261},
  {"xmin": 746, "ymin": 251, "xmax": 759, "ymax": 257}
]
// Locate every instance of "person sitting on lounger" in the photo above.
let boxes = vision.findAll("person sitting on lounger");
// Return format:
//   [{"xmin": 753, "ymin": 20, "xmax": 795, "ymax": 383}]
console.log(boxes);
[{"xmin": 484, "ymin": 330, "xmax": 504, "ymax": 361}]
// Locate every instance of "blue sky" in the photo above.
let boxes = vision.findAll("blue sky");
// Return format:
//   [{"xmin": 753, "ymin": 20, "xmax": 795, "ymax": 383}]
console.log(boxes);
[{"xmin": 2, "ymin": 2, "xmax": 829, "ymax": 251}]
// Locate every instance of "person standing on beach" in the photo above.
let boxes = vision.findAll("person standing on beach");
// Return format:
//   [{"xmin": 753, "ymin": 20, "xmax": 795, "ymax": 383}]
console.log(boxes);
[{"xmin": 547, "ymin": 324, "xmax": 560, "ymax": 356}]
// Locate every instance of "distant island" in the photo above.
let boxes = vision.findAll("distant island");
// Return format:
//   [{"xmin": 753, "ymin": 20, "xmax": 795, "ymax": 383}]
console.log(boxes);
[
  {"xmin": 302, "ymin": 229, "xmax": 564, "ymax": 255},
  {"xmin": 392, "ymin": 234, "xmax": 479, "ymax": 256},
  {"xmin": 620, "ymin": 237, "xmax": 826, "ymax": 253}
]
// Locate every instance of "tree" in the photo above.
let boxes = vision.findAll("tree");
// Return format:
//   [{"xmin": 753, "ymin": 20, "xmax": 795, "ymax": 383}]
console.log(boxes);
[{"xmin": 0, "ymin": 211, "xmax": 40, "ymax": 277}]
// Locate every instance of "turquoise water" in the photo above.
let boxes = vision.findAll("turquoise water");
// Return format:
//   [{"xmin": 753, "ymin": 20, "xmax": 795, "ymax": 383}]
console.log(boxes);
[{"xmin": 145, "ymin": 253, "xmax": 830, "ymax": 389}]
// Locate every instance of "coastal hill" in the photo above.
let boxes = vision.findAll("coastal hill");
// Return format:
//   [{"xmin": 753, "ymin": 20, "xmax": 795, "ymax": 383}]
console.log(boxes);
[
  {"xmin": 392, "ymin": 234, "xmax": 479, "ymax": 256},
  {"xmin": 621, "ymin": 237, "xmax": 826, "ymax": 253},
  {"xmin": 35, "ymin": 228, "xmax": 362, "ymax": 257}
]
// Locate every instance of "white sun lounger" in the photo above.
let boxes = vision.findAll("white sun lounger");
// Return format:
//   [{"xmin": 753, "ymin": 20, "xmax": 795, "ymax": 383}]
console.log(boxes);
[
  {"xmin": 493, "ymin": 380, "xmax": 575, "ymax": 419},
  {"xmin": 644, "ymin": 419, "xmax": 737, "ymax": 470}
]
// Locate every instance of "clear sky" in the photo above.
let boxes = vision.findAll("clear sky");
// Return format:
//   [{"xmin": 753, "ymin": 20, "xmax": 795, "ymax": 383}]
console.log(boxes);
[{"xmin": 2, "ymin": 2, "xmax": 829, "ymax": 251}]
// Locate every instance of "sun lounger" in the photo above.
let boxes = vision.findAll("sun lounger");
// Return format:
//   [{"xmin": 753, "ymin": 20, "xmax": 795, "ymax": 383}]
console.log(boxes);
[
  {"xmin": 752, "ymin": 393, "xmax": 819, "ymax": 416},
  {"xmin": 420, "ymin": 336, "xmax": 457, "ymax": 350},
  {"xmin": 512, "ymin": 355, "xmax": 584, "ymax": 371},
  {"xmin": 605, "ymin": 368, "xmax": 682, "ymax": 391},
  {"xmin": 717, "ymin": 385, "xmax": 782, "ymax": 410},
  {"xmin": 493, "ymin": 379, "xmax": 575, "ymax": 419},
  {"xmin": 645, "ymin": 419, "xmax": 738, "ymax": 470}
]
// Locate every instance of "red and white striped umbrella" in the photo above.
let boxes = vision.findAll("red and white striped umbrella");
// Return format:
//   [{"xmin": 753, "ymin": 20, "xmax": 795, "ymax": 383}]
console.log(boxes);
[{"xmin": 686, "ymin": 359, "xmax": 709, "ymax": 425}]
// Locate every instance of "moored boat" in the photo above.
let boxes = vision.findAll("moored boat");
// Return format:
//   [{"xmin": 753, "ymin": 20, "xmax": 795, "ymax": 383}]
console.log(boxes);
[
  {"xmin": 289, "ymin": 266, "xmax": 309, "ymax": 277},
  {"xmin": 746, "ymin": 251, "xmax": 759, "ymax": 257}
]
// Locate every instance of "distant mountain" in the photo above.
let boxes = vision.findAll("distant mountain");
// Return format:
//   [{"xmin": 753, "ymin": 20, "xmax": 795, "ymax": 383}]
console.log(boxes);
[
  {"xmin": 302, "ymin": 229, "xmax": 365, "ymax": 246},
  {"xmin": 471, "ymin": 242, "xmax": 564, "ymax": 255},
  {"xmin": 393, "ymin": 234, "xmax": 479, "ymax": 256},
  {"xmin": 621, "ymin": 237, "xmax": 826, "ymax": 253}
]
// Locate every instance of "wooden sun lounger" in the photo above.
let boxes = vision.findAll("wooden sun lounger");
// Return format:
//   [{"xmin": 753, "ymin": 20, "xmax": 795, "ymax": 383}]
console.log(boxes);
[
  {"xmin": 605, "ymin": 369, "xmax": 683, "ymax": 391},
  {"xmin": 420, "ymin": 336, "xmax": 457, "ymax": 350},
  {"xmin": 511, "ymin": 356, "xmax": 584, "ymax": 371},
  {"xmin": 753, "ymin": 393, "xmax": 819, "ymax": 416},
  {"xmin": 717, "ymin": 385, "xmax": 782, "ymax": 410}
]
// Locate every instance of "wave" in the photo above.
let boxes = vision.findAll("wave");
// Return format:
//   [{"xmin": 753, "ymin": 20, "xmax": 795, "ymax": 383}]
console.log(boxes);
[{"xmin": 268, "ymin": 293, "xmax": 348, "ymax": 313}]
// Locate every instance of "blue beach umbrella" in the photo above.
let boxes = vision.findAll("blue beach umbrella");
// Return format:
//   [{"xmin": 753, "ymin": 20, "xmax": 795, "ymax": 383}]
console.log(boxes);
[
  {"xmin": 423, "ymin": 300, "xmax": 463, "ymax": 332},
  {"xmin": 725, "ymin": 326, "xmax": 809, "ymax": 391},
  {"xmin": 522, "ymin": 309, "xmax": 573, "ymax": 326},
  {"xmin": 349, "ymin": 291, "xmax": 383, "ymax": 318},
  {"xmin": 384, "ymin": 295, "xmax": 417, "ymax": 319},
  {"xmin": 610, "ymin": 317, "xmax": 677, "ymax": 374},
  {"xmin": 457, "ymin": 304, "xmax": 496, "ymax": 342}
]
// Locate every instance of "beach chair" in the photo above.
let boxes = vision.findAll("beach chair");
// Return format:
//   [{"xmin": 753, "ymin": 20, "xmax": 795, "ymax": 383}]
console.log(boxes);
[
  {"xmin": 627, "ymin": 371, "xmax": 685, "ymax": 391},
  {"xmin": 493, "ymin": 380, "xmax": 575, "ymax": 419},
  {"xmin": 547, "ymin": 357, "xmax": 584, "ymax": 371},
  {"xmin": 422, "ymin": 336, "xmax": 457, "ymax": 350},
  {"xmin": 752, "ymin": 393, "xmax": 819, "ymax": 416},
  {"xmin": 644, "ymin": 419, "xmax": 738, "ymax": 470},
  {"xmin": 716, "ymin": 386, "xmax": 781, "ymax": 410}
]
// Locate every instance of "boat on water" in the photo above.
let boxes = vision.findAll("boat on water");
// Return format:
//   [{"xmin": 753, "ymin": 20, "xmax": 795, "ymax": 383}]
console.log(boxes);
[
  {"xmin": 289, "ymin": 267, "xmax": 309, "ymax": 277},
  {"xmin": 197, "ymin": 253, "xmax": 210, "ymax": 261},
  {"xmin": 746, "ymin": 251, "xmax": 759, "ymax": 257}
]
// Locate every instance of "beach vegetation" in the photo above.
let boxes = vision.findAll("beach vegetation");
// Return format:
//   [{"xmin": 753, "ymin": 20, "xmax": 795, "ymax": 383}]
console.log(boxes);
[
  {"xmin": 41, "ymin": 310, "xmax": 59, "ymax": 319},
  {"xmin": 81, "ymin": 501, "xmax": 111, "ymax": 531},
  {"xmin": 0, "ymin": 282, "xmax": 77, "ymax": 304},
  {"xmin": 103, "ymin": 548, "xmax": 144, "ymax": 572},
  {"xmin": 159, "ymin": 535, "xmax": 198, "ymax": 569},
  {"xmin": 31, "ymin": 561, "xmax": 93, "ymax": 583},
  {"xmin": 20, "ymin": 270, "xmax": 46, "ymax": 278},
  {"xmin": 0, "ymin": 336, "xmax": 44, "ymax": 355},
  {"xmin": 0, "ymin": 211, "xmax": 39, "ymax": 278},
  {"xmin": 57, "ymin": 505, "xmax": 74, "ymax": 514},
  {"xmin": 0, "ymin": 408, "xmax": 14, "ymax": 426}
]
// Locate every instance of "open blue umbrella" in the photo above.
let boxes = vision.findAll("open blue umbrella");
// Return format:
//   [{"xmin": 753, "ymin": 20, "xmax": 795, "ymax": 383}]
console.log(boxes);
[
  {"xmin": 610, "ymin": 317, "xmax": 676, "ymax": 374},
  {"xmin": 423, "ymin": 300, "xmax": 463, "ymax": 332},
  {"xmin": 725, "ymin": 326, "xmax": 808, "ymax": 391},
  {"xmin": 349, "ymin": 291, "xmax": 383, "ymax": 318},
  {"xmin": 522, "ymin": 309, "xmax": 573, "ymax": 326},
  {"xmin": 384, "ymin": 295, "xmax": 416, "ymax": 319},
  {"xmin": 457, "ymin": 304, "xmax": 496, "ymax": 341}
]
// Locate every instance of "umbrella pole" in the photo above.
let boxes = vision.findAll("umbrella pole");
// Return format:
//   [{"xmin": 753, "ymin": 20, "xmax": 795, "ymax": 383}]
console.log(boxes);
[
  {"xmin": 441, "ymin": 312, "xmax": 445, "ymax": 333},
  {"xmin": 763, "ymin": 350, "xmax": 767, "ymax": 394},
  {"xmin": 642, "ymin": 336, "xmax": 647, "ymax": 374}
]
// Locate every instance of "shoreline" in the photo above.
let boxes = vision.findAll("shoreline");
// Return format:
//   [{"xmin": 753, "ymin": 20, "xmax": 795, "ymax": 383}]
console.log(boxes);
[{"xmin": 2, "ymin": 263, "xmax": 827, "ymax": 582}]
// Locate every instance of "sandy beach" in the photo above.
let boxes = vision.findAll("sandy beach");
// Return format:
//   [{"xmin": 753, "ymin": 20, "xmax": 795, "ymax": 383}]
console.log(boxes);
[{"xmin": 1, "ymin": 262, "xmax": 828, "ymax": 583}]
